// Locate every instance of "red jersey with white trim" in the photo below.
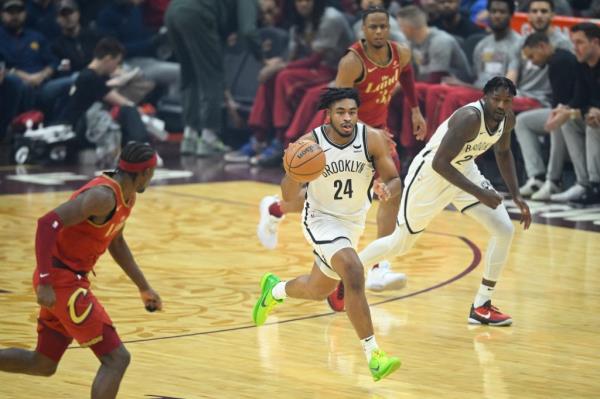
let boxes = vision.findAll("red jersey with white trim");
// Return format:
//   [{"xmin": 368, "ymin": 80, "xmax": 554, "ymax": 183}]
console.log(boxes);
[
  {"xmin": 51, "ymin": 173, "xmax": 136, "ymax": 273},
  {"xmin": 348, "ymin": 40, "xmax": 402, "ymax": 129}
]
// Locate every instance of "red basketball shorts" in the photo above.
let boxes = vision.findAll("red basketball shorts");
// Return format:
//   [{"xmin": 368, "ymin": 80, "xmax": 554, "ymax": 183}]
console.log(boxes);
[{"xmin": 33, "ymin": 268, "xmax": 121, "ymax": 361}]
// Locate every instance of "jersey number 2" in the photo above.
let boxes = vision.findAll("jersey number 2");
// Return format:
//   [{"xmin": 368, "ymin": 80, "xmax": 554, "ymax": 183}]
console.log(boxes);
[
  {"xmin": 334, "ymin": 179, "xmax": 353, "ymax": 199},
  {"xmin": 456, "ymin": 155, "xmax": 473, "ymax": 165}
]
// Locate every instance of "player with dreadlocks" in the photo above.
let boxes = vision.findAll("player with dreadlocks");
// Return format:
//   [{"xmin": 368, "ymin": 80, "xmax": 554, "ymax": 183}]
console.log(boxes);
[
  {"xmin": 252, "ymin": 87, "xmax": 402, "ymax": 381},
  {"xmin": 359, "ymin": 77, "xmax": 531, "ymax": 326},
  {"xmin": 0, "ymin": 142, "xmax": 162, "ymax": 399}
]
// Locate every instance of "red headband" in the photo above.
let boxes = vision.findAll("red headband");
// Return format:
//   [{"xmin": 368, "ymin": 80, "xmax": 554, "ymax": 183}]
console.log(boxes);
[{"xmin": 118, "ymin": 153, "xmax": 157, "ymax": 172}]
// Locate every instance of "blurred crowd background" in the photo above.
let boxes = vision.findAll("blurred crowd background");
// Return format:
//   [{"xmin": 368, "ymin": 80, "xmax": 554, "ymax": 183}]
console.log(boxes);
[{"xmin": 0, "ymin": 0, "xmax": 599, "ymax": 204}]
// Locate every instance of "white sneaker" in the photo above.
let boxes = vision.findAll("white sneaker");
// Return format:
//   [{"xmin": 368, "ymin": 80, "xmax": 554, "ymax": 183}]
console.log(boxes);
[
  {"xmin": 519, "ymin": 177, "xmax": 544, "ymax": 197},
  {"xmin": 550, "ymin": 183, "xmax": 587, "ymax": 202},
  {"xmin": 180, "ymin": 127, "xmax": 198, "ymax": 155},
  {"xmin": 365, "ymin": 260, "xmax": 407, "ymax": 292},
  {"xmin": 257, "ymin": 196, "xmax": 284, "ymax": 250},
  {"xmin": 531, "ymin": 180, "xmax": 560, "ymax": 200}
]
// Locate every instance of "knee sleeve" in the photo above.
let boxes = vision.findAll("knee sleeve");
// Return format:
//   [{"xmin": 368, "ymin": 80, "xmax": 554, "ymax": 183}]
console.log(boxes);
[
  {"xmin": 465, "ymin": 204, "xmax": 514, "ymax": 281},
  {"xmin": 389, "ymin": 225, "xmax": 420, "ymax": 257}
]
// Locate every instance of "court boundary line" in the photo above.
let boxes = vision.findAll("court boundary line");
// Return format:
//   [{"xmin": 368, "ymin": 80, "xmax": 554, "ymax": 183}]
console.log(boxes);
[{"xmin": 69, "ymin": 187, "xmax": 482, "ymax": 348}]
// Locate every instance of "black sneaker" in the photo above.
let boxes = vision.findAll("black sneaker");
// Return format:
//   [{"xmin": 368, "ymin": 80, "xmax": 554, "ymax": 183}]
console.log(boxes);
[{"xmin": 571, "ymin": 184, "xmax": 600, "ymax": 205}]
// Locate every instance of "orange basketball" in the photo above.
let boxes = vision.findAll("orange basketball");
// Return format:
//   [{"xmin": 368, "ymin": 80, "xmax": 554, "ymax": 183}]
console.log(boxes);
[{"xmin": 283, "ymin": 140, "xmax": 326, "ymax": 183}]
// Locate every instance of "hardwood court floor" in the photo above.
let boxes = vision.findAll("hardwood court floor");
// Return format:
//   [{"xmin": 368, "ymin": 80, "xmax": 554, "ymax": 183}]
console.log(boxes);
[{"xmin": 1, "ymin": 181, "xmax": 599, "ymax": 398}]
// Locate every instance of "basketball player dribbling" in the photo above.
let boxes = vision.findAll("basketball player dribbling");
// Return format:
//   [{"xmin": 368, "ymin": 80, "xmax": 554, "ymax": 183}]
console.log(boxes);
[
  {"xmin": 359, "ymin": 77, "xmax": 532, "ymax": 326},
  {"xmin": 257, "ymin": 5, "xmax": 427, "ymax": 311},
  {"xmin": 252, "ymin": 88, "xmax": 402, "ymax": 381},
  {"xmin": 0, "ymin": 142, "xmax": 162, "ymax": 399}
]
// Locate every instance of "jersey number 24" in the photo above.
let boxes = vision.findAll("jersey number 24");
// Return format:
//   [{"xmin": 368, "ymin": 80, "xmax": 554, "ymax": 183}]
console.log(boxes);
[{"xmin": 334, "ymin": 179, "xmax": 353, "ymax": 199}]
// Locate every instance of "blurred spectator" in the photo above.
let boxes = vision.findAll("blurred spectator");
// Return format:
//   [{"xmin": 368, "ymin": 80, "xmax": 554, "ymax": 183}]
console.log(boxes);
[
  {"xmin": 25, "ymin": 0, "xmax": 60, "ymax": 40},
  {"xmin": 542, "ymin": 23, "xmax": 600, "ymax": 204},
  {"xmin": 433, "ymin": 0, "xmax": 484, "ymax": 39},
  {"xmin": 420, "ymin": 0, "xmax": 521, "ymax": 136},
  {"xmin": 59, "ymin": 37, "xmax": 150, "ymax": 162},
  {"xmin": 517, "ymin": 32, "xmax": 584, "ymax": 201},
  {"xmin": 0, "ymin": 0, "xmax": 73, "ymax": 116},
  {"xmin": 0, "ymin": 0, "xmax": 56, "ymax": 86},
  {"xmin": 469, "ymin": 0, "xmax": 519, "ymax": 87},
  {"xmin": 395, "ymin": 5, "xmax": 473, "ymax": 152},
  {"xmin": 259, "ymin": 0, "xmax": 283, "ymax": 27},
  {"xmin": 420, "ymin": 0, "xmax": 441, "ymax": 26},
  {"xmin": 460, "ymin": 0, "xmax": 487, "ymax": 25},
  {"xmin": 245, "ymin": 0, "xmax": 354, "ymax": 166},
  {"xmin": 516, "ymin": 0, "xmax": 573, "ymax": 109},
  {"xmin": 518, "ymin": 0, "xmax": 573, "ymax": 16},
  {"xmin": 0, "ymin": 53, "xmax": 25, "ymax": 140},
  {"xmin": 166, "ymin": 0, "xmax": 261, "ymax": 156},
  {"xmin": 51, "ymin": 0, "xmax": 101, "ymax": 77},
  {"xmin": 97, "ymin": 0, "xmax": 180, "ymax": 102},
  {"xmin": 427, "ymin": 0, "xmax": 572, "ymax": 138},
  {"xmin": 51, "ymin": 0, "xmax": 155, "ymax": 104},
  {"xmin": 396, "ymin": 5, "xmax": 472, "ymax": 83},
  {"xmin": 525, "ymin": 0, "xmax": 572, "ymax": 49}
]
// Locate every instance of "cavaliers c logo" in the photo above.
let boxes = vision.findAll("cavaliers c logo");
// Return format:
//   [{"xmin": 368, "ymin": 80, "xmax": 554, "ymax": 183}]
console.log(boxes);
[{"xmin": 67, "ymin": 288, "xmax": 93, "ymax": 325}]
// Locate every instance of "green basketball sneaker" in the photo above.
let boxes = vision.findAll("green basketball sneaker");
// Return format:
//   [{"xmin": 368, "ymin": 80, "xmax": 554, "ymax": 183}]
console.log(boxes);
[
  {"xmin": 369, "ymin": 350, "xmax": 401, "ymax": 381},
  {"xmin": 252, "ymin": 273, "xmax": 283, "ymax": 326}
]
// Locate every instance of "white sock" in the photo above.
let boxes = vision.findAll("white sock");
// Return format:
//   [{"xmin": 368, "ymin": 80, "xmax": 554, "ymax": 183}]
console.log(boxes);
[
  {"xmin": 201, "ymin": 128, "xmax": 218, "ymax": 144},
  {"xmin": 271, "ymin": 281, "xmax": 287, "ymax": 300},
  {"xmin": 183, "ymin": 126, "xmax": 198, "ymax": 139},
  {"xmin": 474, "ymin": 283, "xmax": 495, "ymax": 307},
  {"xmin": 360, "ymin": 335, "xmax": 379, "ymax": 362}
]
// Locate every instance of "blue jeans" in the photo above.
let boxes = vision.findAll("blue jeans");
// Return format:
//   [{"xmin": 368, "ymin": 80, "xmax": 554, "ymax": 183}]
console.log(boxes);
[{"xmin": 39, "ymin": 74, "xmax": 77, "ymax": 121}]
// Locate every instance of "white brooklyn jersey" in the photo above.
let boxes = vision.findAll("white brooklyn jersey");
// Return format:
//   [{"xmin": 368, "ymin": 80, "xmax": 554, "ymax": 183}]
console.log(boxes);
[
  {"xmin": 418, "ymin": 100, "xmax": 506, "ymax": 168},
  {"xmin": 306, "ymin": 123, "xmax": 375, "ymax": 221}
]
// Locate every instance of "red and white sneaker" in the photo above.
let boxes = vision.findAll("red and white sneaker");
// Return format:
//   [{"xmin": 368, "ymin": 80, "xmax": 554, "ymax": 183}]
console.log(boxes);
[
  {"xmin": 257, "ymin": 196, "xmax": 283, "ymax": 250},
  {"xmin": 468, "ymin": 300, "xmax": 512, "ymax": 326},
  {"xmin": 326, "ymin": 281, "xmax": 345, "ymax": 312}
]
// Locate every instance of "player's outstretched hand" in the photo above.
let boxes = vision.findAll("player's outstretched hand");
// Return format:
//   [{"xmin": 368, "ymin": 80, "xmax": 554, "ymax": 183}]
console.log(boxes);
[
  {"xmin": 36, "ymin": 284, "xmax": 56, "ymax": 308},
  {"xmin": 412, "ymin": 109, "xmax": 427, "ymax": 141},
  {"xmin": 374, "ymin": 180, "xmax": 391, "ymax": 202},
  {"xmin": 478, "ymin": 189, "xmax": 503, "ymax": 209},
  {"xmin": 513, "ymin": 196, "xmax": 531, "ymax": 230},
  {"xmin": 141, "ymin": 288, "xmax": 162, "ymax": 312}
]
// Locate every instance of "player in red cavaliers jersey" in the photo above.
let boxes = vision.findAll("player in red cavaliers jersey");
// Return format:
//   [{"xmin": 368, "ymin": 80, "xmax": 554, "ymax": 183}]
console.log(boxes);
[
  {"xmin": 257, "ymin": 6, "xmax": 427, "ymax": 311},
  {"xmin": 0, "ymin": 142, "xmax": 162, "ymax": 399}
]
